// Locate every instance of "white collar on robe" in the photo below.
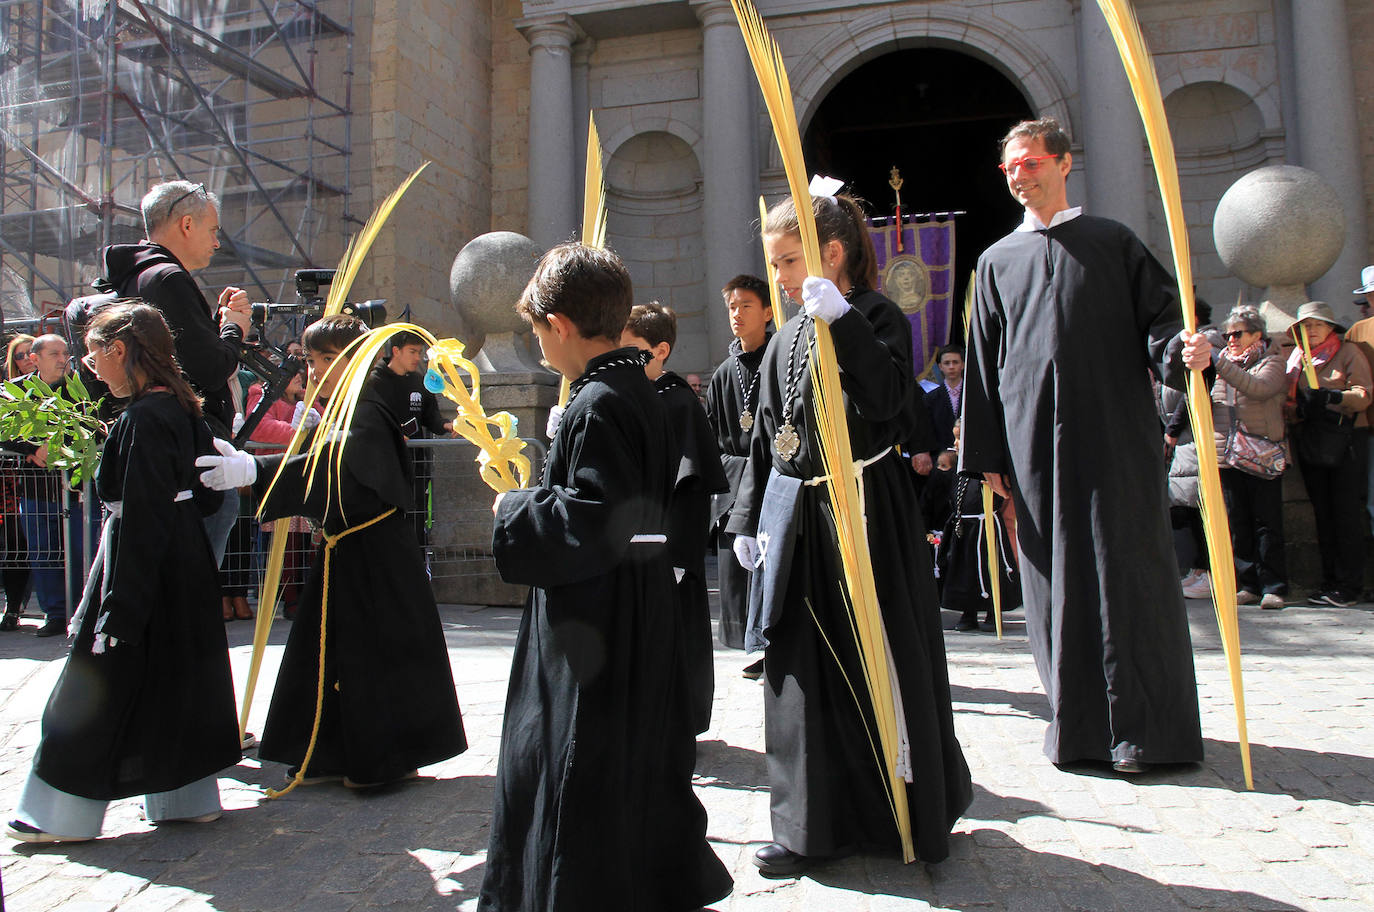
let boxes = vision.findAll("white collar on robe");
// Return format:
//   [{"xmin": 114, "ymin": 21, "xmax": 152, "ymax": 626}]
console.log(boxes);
[{"xmin": 1016, "ymin": 206, "xmax": 1083, "ymax": 232}]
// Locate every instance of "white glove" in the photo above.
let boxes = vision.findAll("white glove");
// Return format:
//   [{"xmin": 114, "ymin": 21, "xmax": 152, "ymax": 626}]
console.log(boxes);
[
  {"xmin": 291, "ymin": 400, "xmax": 321, "ymax": 431},
  {"xmin": 545, "ymin": 404, "xmax": 565, "ymax": 440},
  {"xmin": 196, "ymin": 438, "xmax": 258, "ymax": 491},
  {"xmin": 801, "ymin": 276, "xmax": 851, "ymax": 324},
  {"xmin": 733, "ymin": 534, "xmax": 761, "ymax": 571},
  {"xmin": 231, "ymin": 413, "xmax": 245, "ymax": 435}
]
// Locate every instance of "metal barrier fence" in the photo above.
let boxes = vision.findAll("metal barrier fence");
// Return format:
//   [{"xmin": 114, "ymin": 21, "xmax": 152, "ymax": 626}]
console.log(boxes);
[{"xmin": 0, "ymin": 437, "xmax": 548, "ymax": 618}]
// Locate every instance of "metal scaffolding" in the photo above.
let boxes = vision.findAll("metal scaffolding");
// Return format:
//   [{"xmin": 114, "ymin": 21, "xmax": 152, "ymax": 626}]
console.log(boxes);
[{"xmin": 0, "ymin": 0, "xmax": 354, "ymax": 330}]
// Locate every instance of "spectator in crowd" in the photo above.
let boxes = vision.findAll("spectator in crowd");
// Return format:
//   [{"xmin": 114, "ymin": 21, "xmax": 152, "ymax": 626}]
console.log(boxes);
[
  {"xmin": 1286, "ymin": 301, "xmax": 1372, "ymax": 608},
  {"xmin": 3, "ymin": 335, "xmax": 96, "ymax": 637},
  {"xmin": 7, "ymin": 302, "xmax": 239, "ymax": 845},
  {"xmin": 925, "ymin": 344, "xmax": 964, "ymax": 454},
  {"xmin": 5, "ymin": 335, "xmax": 35, "ymax": 379},
  {"xmin": 0, "ymin": 335, "xmax": 33, "ymax": 631},
  {"xmin": 1210, "ymin": 305, "xmax": 1290, "ymax": 610},
  {"xmin": 99, "ymin": 180, "xmax": 252, "ymax": 566}
]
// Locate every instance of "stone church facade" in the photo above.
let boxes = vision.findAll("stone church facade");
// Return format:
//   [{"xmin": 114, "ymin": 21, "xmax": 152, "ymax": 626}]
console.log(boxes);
[{"xmin": 344, "ymin": 0, "xmax": 1374, "ymax": 377}]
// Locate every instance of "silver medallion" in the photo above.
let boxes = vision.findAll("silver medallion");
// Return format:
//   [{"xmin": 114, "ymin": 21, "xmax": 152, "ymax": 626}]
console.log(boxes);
[
  {"xmin": 773, "ymin": 423, "xmax": 801, "ymax": 461},
  {"xmin": 739, "ymin": 409, "xmax": 755, "ymax": 432}
]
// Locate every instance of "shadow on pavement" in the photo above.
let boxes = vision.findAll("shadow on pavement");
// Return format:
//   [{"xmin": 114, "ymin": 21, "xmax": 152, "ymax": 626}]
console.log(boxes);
[
  {"xmin": 11, "ymin": 773, "xmax": 495, "ymax": 912},
  {"xmin": 804, "ymin": 827, "xmax": 1303, "ymax": 911}
]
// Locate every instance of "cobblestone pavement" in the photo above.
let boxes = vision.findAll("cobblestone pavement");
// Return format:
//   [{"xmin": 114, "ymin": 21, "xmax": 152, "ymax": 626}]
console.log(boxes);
[{"xmin": 0, "ymin": 590, "xmax": 1370, "ymax": 911}]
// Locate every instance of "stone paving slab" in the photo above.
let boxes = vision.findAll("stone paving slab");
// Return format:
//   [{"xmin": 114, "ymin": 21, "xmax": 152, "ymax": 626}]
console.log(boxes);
[{"xmin": 0, "ymin": 593, "xmax": 1370, "ymax": 911}]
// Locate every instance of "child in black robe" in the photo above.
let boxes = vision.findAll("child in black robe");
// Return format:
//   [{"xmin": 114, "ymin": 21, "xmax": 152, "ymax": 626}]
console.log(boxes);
[
  {"xmin": 480, "ymin": 244, "xmax": 731, "ymax": 912},
  {"xmin": 936, "ymin": 469, "xmax": 1022, "ymax": 632},
  {"xmin": 10, "ymin": 303, "xmax": 239, "ymax": 843},
  {"xmin": 622, "ymin": 302, "xmax": 728, "ymax": 735},
  {"xmin": 198, "ymin": 315, "xmax": 465, "ymax": 791}
]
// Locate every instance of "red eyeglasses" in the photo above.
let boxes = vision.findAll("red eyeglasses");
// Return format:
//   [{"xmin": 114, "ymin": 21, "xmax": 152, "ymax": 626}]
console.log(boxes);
[{"xmin": 998, "ymin": 154, "xmax": 1060, "ymax": 175}]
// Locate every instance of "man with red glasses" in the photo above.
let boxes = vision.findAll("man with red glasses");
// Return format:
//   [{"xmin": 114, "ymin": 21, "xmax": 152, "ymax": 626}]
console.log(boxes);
[{"xmin": 961, "ymin": 118, "xmax": 1210, "ymax": 776}]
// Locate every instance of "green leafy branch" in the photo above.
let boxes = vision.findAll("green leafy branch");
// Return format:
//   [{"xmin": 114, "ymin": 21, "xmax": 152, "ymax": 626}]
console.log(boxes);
[{"xmin": 0, "ymin": 373, "xmax": 106, "ymax": 487}]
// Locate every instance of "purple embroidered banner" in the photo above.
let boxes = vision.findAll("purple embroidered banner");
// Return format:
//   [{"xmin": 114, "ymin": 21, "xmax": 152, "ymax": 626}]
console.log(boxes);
[{"xmin": 868, "ymin": 217, "xmax": 956, "ymax": 380}]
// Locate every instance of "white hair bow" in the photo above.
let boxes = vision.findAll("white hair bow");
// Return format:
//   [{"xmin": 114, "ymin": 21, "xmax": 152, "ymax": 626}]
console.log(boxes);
[{"xmin": 808, "ymin": 174, "xmax": 844, "ymax": 202}]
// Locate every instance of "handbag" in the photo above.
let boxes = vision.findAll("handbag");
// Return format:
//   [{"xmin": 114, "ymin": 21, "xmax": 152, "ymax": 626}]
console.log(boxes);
[{"xmin": 1222, "ymin": 396, "xmax": 1289, "ymax": 479}]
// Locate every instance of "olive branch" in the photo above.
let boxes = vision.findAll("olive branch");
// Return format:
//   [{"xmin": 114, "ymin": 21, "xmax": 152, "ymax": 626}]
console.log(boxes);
[{"xmin": 0, "ymin": 373, "xmax": 106, "ymax": 487}]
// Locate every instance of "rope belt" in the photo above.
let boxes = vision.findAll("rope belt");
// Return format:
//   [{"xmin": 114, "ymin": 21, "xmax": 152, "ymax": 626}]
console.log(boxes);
[
  {"xmin": 268, "ymin": 507, "xmax": 397, "ymax": 799},
  {"xmin": 803, "ymin": 447, "xmax": 896, "ymax": 526}
]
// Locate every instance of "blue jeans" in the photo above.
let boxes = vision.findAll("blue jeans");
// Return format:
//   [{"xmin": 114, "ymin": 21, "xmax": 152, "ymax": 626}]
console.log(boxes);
[
  {"xmin": 203, "ymin": 487, "xmax": 240, "ymax": 569},
  {"xmin": 15, "ymin": 768, "xmax": 221, "ymax": 838},
  {"xmin": 19, "ymin": 493, "xmax": 96, "ymax": 623}
]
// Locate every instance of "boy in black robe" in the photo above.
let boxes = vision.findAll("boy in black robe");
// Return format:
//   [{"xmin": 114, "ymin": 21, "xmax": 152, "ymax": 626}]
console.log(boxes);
[
  {"xmin": 198, "ymin": 315, "xmax": 466, "ymax": 790},
  {"xmin": 622, "ymin": 301, "xmax": 728, "ymax": 734},
  {"xmin": 703, "ymin": 275, "xmax": 773, "ymax": 666},
  {"xmin": 480, "ymin": 244, "xmax": 731, "ymax": 912},
  {"xmin": 962, "ymin": 117, "xmax": 1206, "ymax": 773}
]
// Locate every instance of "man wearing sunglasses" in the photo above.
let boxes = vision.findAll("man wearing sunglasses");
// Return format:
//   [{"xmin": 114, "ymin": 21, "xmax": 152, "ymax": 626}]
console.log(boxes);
[
  {"xmin": 961, "ymin": 118, "xmax": 1209, "ymax": 777},
  {"xmin": 97, "ymin": 181, "xmax": 253, "ymax": 564}
]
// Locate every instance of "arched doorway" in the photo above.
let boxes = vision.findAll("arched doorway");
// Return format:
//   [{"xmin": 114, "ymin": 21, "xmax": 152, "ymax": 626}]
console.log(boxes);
[{"xmin": 802, "ymin": 48, "xmax": 1034, "ymax": 339}]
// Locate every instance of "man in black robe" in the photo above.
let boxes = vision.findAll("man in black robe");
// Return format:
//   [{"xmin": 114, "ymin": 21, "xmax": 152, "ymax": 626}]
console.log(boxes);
[
  {"xmin": 962, "ymin": 117, "xmax": 1207, "ymax": 773},
  {"xmin": 624, "ymin": 302, "xmax": 728, "ymax": 734},
  {"xmin": 481, "ymin": 244, "xmax": 731, "ymax": 912},
  {"xmin": 704, "ymin": 275, "xmax": 773, "ymax": 665}
]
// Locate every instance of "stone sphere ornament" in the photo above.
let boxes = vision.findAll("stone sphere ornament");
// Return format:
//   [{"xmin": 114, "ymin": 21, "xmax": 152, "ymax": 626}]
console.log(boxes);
[
  {"xmin": 1213, "ymin": 166, "xmax": 1345, "ymax": 327},
  {"xmin": 449, "ymin": 231, "xmax": 543, "ymax": 337}
]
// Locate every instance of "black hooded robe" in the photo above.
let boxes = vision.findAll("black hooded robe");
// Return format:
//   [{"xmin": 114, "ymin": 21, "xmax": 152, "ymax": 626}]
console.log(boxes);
[
  {"xmin": 657, "ymin": 371, "xmax": 728, "ymax": 734},
  {"xmin": 34, "ymin": 392, "xmax": 240, "ymax": 800},
  {"xmin": 252, "ymin": 389, "xmax": 466, "ymax": 783},
  {"xmin": 961, "ymin": 215, "xmax": 1204, "ymax": 766},
  {"xmin": 727, "ymin": 290, "xmax": 972, "ymax": 862},
  {"xmin": 480, "ymin": 350, "xmax": 731, "ymax": 912},
  {"xmin": 704, "ymin": 334, "xmax": 772, "ymax": 649}
]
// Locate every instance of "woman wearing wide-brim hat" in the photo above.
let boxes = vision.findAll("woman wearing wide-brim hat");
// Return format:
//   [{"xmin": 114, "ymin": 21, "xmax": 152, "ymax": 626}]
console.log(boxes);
[{"xmin": 1285, "ymin": 301, "xmax": 1373, "ymax": 608}]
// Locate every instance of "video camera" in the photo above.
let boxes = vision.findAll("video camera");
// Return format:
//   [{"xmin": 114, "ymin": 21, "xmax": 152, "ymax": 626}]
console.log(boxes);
[{"xmin": 250, "ymin": 268, "xmax": 387, "ymax": 327}]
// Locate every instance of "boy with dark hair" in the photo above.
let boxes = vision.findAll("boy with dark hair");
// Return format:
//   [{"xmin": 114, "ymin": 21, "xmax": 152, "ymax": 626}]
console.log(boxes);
[
  {"xmin": 480, "ymin": 245, "xmax": 731, "ymax": 912},
  {"xmin": 197, "ymin": 314, "xmax": 466, "ymax": 791},
  {"xmin": 623, "ymin": 302, "xmax": 727, "ymax": 734},
  {"xmin": 704, "ymin": 274, "xmax": 773, "ymax": 667}
]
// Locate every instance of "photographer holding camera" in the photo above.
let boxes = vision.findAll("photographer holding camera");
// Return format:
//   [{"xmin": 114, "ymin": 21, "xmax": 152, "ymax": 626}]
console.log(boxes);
[{"xmin": 99, "ymin": 181, "xmax": 251, "ymax": 563}]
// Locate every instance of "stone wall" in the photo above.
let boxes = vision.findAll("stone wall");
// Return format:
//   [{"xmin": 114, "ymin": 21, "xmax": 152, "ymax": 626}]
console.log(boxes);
[
  {"xmin": 1352, "ymin": 0, "xmax": 1374, "ymax": 272},
  {"xmin": 491, "ymin": 0, "xmax": 532, "ymax": 236}
]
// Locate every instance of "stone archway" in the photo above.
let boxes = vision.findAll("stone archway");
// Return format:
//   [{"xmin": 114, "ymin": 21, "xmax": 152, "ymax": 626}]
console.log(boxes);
[{"xmin": 604, "ymin": 130, "xmax": 710, "ymax": 370}]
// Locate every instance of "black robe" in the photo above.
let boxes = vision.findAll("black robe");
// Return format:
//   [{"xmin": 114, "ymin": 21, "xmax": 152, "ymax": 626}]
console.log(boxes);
[
  {"xmin": 704, "ymin": 333, "xmax": 772, "ymax": 649},
  {"xmin": 253, "ymin": 387, "xmax": 466, "ymax": 783},
  {"xmin": 481, "ymin": 349, "xmax": 731, "ymax": 912},
  {"xmin": 35, "ymin": 392, "xmax": 240, "ymax": 800},
  {"xmin": 657, "ymin": 371, "xmax": 728, "ymax": 734},
  {"xmin": 727, "ymin": 290, "xmax": 972, "ymax": 862},
  {"xmin": 962, "ymin": 214, "xmax": 1204, "ymax": 766}
]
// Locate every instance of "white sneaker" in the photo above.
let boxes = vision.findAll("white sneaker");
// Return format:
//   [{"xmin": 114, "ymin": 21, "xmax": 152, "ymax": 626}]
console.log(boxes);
[
  {"xmin": 1236, "ymin": 590, "xmax": 1260, "ymax": 605},
  {"xmin": 1179, "ymin": 568, "xmax": 1202, "ymax": 586},
  {"xmin": 1181, "ymin": 571, "xmax": 1212, "ymax": 599},
  {"xmin": 1260, "ymin": 593, "xmax": 1285, "ymax": 610}
]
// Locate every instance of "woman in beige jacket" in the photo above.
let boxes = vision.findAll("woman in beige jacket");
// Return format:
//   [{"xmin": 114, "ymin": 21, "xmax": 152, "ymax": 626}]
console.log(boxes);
[
  {"xmin": 1210, "ymin": 306, "xmax": 1290, "ymax": 609},
  {"xmin": 1285, "ymin": 301, "xmax": 1373, "ymax": 608}
]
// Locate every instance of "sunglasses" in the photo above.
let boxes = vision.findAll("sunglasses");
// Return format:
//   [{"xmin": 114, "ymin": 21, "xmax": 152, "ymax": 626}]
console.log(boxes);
[
  {"xmin": 167, "ymin": 182, "xmax": 206, "ymax": 215},
  {"xmin": 1223, "ymin": 331, "xmax": 1249, "ymax": 341},
  {"xmin": 998, "ymin": 154, "xmax": 1059, "ymax": 175}
]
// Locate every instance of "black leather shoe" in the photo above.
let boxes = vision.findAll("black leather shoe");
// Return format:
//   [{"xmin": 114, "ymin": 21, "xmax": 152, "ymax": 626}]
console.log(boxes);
[
  {"xmin": 34, "ymin": 619, "xmax": 66, "ymax": 638},
  {"xmin": 741, "ymin": 659, "xmax": 764, "ymax": 680},
  {"xmin": 753, "ymin": 842, "xmax": 810, "ymax": 878},
  {"xmin": 951, "ymin": 617, "xmax": 978, "ymax": 632},
  {"xmin": 0, "ymin": 613, "xmax": 18, "ymax": 632}
]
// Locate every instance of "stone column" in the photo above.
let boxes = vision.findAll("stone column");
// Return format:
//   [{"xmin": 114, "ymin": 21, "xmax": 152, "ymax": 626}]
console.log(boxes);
[
  {"xmin": 1290, "ymin": 0, "xmax": 1369, "ymax": 316},
  {"xmin": 571, "ymin": 38, "xmax": 594, "ymax": 216},
  {"xmin": 694, "ymin": 0, "xmax": 760, "ymax": 363},
  {"xmin": 520, "ymin": 15, "xmax": 579, "ymax": 251},
  {"xmin": 1075, "ymin": 1, "xmax": 1148, "ymax": 236}
]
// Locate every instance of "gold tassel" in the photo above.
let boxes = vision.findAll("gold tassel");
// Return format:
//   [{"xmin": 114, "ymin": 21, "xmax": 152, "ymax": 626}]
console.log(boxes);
[
  {"xmin": 1095, "ymin": 0, "xmax": 1252, "ymax": 789},
  {"xmin": 732, "ymin": 0, "xmax": 914, "ymax": 860}
]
